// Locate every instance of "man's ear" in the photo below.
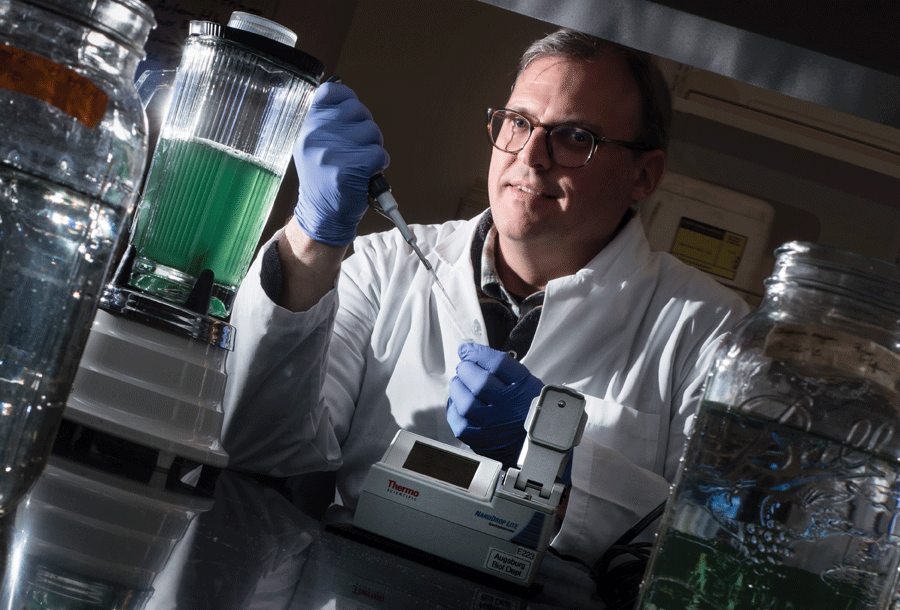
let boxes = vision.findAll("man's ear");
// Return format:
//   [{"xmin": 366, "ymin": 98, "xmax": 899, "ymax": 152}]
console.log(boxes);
[{"xmin": 629, "ymin": 149, "xmax": 667, "ymax": 202}]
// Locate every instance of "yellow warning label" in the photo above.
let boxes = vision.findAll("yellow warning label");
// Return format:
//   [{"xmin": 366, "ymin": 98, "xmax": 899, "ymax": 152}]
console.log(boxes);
[{"xmin": 670, "ymin": 217, "xmax": 746, "ymax": 280}]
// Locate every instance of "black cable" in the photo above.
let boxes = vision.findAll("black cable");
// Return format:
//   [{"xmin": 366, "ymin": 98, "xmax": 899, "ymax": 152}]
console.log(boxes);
[
  {"xmin": 547, "ymin": 545, "xmax": 591, "ymax": 570},
  {"xmin": 546, "ymin": 501, "xmax": 667, "ymax": 608},
  {"xmin": 590, "ymin": 500, "xmax": 666, "ymax": 609}
]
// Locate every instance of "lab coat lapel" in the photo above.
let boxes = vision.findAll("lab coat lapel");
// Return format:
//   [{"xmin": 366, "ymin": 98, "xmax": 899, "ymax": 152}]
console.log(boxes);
[
  {"xmin": 431, "ymin": 215, "xmax": 489, "ymax": 348},
  {"xmin": 523, "ymin": 218, "xmax": 655, "ymax": 380}
]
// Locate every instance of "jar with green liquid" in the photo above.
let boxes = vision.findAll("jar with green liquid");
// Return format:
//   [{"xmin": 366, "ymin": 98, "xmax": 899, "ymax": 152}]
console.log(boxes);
[{"xmin": 639, "ymin": 242, "xmax": 900, "ymax": 610}]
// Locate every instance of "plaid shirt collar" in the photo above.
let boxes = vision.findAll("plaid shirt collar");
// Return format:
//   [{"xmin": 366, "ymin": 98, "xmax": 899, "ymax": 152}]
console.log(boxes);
[{"xmin": 479, "ymin": 225, "xmax": 545, "ymax": 319}]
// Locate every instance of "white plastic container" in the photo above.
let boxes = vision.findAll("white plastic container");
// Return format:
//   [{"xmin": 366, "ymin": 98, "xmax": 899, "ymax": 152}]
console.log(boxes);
[
  {"xmin": 639, "ymin": 173, "xmax": 775, "ymax": 304},
  {"xmin": 65, "ymin": 285, "xmax": 233, "ymax": 469}
]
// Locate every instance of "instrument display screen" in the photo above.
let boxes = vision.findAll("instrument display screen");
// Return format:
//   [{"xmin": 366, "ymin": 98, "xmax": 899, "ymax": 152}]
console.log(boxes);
[{"xmin": 402, "ymin": 440, "xmax": 479, "ymax": 489}]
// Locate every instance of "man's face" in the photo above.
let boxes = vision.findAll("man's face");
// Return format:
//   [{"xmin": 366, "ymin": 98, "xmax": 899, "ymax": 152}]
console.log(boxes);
[{"xmin": 488, "ymin": 52, "xmax": 656, "ymax": 259}]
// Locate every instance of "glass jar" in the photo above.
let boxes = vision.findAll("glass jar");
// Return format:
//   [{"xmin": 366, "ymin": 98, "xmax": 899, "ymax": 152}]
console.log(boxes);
[
  {"xmin": 0, "ymin": 0, "xmax": 154, "ymax": 512},
  {"xmin": 638, "ymin": 241, "xmax": 900, "ymax": 610}
]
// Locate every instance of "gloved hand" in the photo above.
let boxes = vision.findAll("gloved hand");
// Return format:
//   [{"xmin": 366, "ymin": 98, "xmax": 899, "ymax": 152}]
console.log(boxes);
[
  {"xmin": 447, "ymin": 342, "xmax": 544, "ymax": 469},
  {"xmin": 293, "ymin": 82, "xmax": 389, "ymax": 246}
]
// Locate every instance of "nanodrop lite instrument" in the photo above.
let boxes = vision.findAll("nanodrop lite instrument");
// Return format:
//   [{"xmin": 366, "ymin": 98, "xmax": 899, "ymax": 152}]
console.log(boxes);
[{"xmin": 352, "ymin": 385, "xmax": 587, "ymax": 588}]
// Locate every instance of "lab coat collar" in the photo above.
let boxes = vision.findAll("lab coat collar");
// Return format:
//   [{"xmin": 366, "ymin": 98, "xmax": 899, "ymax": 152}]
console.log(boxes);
[
  {"xmin": 429, "ymin": 208, "xmax": 652, "ymax": 294},
  {"xmin": 424, "ymin": 209, "xmax": 652, "ymax": 346},
  {"xmin": 431, "ymin": 212, "xmax": 483, "ymax": 270},
  {"xmin": 560, "ymin": 211, "xmax": 653, "ymax": 289}
]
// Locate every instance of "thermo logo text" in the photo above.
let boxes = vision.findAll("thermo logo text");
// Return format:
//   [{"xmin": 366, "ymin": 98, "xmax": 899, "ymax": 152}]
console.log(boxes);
[{"xmin": 387, "ymin": 479, "xmax": 420, "ymax": 499}]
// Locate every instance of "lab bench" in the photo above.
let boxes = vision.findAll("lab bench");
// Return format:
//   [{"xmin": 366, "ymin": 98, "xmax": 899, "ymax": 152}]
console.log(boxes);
[{"xmin": 0, "ymin": 448, "xmax": 602, "ymax": 609}]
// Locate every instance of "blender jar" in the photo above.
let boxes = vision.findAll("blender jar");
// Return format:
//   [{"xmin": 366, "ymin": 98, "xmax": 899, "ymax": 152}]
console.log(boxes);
[{"xmin": 128, "ymin": 12, "xmax": 324, "ymax": 318}]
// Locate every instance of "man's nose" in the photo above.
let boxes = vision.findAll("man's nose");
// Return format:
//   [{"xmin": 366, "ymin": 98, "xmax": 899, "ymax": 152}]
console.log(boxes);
[{"xmin": 516, "ymin": 127, "xmax": 552, "ymax": 169}]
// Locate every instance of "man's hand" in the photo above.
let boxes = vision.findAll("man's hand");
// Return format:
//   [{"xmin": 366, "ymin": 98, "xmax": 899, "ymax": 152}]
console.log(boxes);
[
  {"xmin": 293, "ymin": 82, "xmax": 389, "ymax": 246},
  {"xmin": 447, "ymin": 343, "xmax": 544, "ymax": 469}
]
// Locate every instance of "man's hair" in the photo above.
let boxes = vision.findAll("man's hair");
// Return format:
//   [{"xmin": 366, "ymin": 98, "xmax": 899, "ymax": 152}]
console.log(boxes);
[{"xmin": 517, "ymin": 28, "xmax": 671, "ymax": 153}]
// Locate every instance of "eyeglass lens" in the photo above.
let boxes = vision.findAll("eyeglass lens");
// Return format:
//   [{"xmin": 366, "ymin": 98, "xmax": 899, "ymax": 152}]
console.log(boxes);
[{"xmin": 489, "ymin": 111, "xmax": 594, "ymax": 168}]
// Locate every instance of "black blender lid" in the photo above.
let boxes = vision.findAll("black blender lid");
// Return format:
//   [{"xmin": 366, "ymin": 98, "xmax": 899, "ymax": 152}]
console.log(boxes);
[{"xmin": 194, "ymin": 24, "xmax": 325, "ymax": 83}]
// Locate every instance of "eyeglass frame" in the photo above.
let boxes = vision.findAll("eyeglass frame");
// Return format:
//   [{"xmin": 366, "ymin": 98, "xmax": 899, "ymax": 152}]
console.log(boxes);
[{"xmin": 485, "ymin": 108, "xmax": 653, "ymax": 168}]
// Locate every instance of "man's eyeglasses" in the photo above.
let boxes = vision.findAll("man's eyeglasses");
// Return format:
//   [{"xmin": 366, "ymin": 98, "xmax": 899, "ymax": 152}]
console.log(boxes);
[{"xmin": 486, "ymin": 108, "xmax": 652, "ymax": 168}]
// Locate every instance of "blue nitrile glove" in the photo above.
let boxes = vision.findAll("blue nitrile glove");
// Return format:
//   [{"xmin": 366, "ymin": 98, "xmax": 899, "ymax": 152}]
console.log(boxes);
[
  {"xmin": 447, "ymin": 342, "xmax": 544, "ymax": 469},
  {"xmin": 293, "ymin": 82, "xmax": 389, "ymax": 246}
]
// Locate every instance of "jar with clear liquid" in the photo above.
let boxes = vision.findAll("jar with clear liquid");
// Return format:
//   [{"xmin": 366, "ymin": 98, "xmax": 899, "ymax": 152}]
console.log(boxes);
[
  {"xmin": 638, "ymin": 242, "xmax": 900, "ymax": 610},
  {"xmin": 0, "ymin": 0, "xmax": 154, "ymax": 512}
]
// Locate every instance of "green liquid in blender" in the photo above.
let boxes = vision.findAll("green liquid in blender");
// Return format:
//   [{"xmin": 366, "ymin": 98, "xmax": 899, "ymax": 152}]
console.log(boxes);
[{"xmin": 130, "ymin": 136, "xmax": 281, "ymax": 316}]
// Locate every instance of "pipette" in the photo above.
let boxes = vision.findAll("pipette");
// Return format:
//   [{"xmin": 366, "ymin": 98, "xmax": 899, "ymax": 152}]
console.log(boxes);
[
  {"xmin": 368, "ymin": 173, "xmax": 452, "ymax": 302},
  {"xmin": 367, "ymin": 174, "xmax": 474, "ymax": 341},
  {"xmin": 321, "ymin": 77, "xmax": 470, "ymax": 338},
  {"xmin": 324, "ymin": 82, "xmax": 438, "ymax": 285},
  {"xmin": 367, "ymin": 174, "xmax": 431, "ymax": 271}
]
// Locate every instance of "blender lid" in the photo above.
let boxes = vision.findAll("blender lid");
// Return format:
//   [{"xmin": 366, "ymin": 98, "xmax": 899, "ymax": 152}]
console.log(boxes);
[
  {"xmin": 228, "ymin": 12, "xmax": 297, "ymax": 47},
  {"xmin": 188, "ymin": 15, "xmax": 325, "ymax": 83}
]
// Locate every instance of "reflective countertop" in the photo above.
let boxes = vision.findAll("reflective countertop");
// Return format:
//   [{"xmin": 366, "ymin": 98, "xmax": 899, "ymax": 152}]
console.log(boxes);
[{"xmin": 0, "ymin": 452, "xmax": 603, "ymax": 609}]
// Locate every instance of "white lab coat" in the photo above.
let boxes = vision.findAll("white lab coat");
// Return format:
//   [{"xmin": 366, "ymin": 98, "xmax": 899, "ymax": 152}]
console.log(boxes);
[{"xmin": 222, "ymin": 211, "xmax": 750, "ymax": 565}]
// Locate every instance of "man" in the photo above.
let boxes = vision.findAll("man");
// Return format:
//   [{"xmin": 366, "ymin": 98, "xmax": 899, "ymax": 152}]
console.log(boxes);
[{"xmin": 222, "ymin": 28, "xmax": 750, "ymax": 565}]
